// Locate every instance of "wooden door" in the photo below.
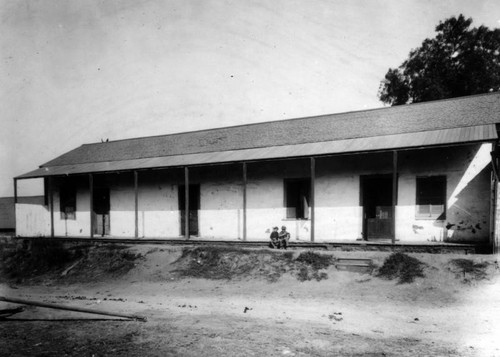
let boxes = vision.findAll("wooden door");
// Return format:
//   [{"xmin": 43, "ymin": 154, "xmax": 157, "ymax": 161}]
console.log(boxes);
[
  {"xmin": 179, "ymin": 184, "xmax": 200, "ymax": 236},
  {"xmin": 93, "ymin": 187, "xmax": 110, "ymax": 236},
  {"xmin": 361, "ymin": 175, "xmax": 393, "ymax": 240}
]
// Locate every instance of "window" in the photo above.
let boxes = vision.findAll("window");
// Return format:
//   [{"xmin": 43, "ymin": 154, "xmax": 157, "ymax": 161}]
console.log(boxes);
[
  {"xmin": 416, "ymin": 176, "xmax": 446, "ymax": 219},
  {"xmin": 60, "ymin": 184, "xmax": 76, "ymax": 220},
  {"xmin": 284, "ymin": 178, "xmax": 310, "ymax": 219}
]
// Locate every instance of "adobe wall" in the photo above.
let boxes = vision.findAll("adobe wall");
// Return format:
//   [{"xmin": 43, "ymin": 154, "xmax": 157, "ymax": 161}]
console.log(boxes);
[
  {"xmin": 15, "ymin": 179, "xmax": 90, "ymax": 237},
  {"xmin": 314, "ymin": 143, "xmax": 491, "ymax": 243},
  {"xmin": 396, "ymin": 143, "xmax": 491, "ymax": 244},
  {"xmin": 15, "ymin": 143, "xmax": 492, "ymax": 245}
]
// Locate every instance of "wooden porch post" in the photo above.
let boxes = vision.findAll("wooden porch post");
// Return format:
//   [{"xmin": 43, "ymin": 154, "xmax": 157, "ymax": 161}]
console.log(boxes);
[
  {"xmin": 49, "ymin": 176, "xmax": 54, "ymax": 238},
  {"xmin": 490, "ymin": 150, "xmax": 499, "ymax": 255},
  {"xmin": 134, "ymin": 171, "xmax": 139, "ymax": 239},
  {"xmin": 89, "ymin": 174, "xmax": 94, "ymax": 238},
  {"xmin": 310, "ymin": 157, "xmax": 315, "ymax": 242},
  {"xmin": 392, "ymin": 151, "xmax": 398, "ymax": 244},
  {"xmin": 242, "ymin": 162, "xmax": 247, "ymax": 241},
  {"xmin": 13, "ymin": 178, "xmax": 17, "ymax": 234},
  {"xmin": 184, "ymin": 167, "xmax": 189, "ymax": 239},
  {"xmin": 13, "ymin": 178, "xmax": 18, "ymax": 204},
  {"xmin": 490, "ymin": 171, "xmax": 496, "ymax": 254}
]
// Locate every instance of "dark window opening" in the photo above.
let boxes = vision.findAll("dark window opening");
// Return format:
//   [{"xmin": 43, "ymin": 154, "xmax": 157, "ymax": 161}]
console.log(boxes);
[
  {"xmin": 285, "ymin": 178, "xmax": 310, "ymax": 219},
  {"xmin": 60, "ymin": 183, "xmax": 76, "ymax": 220},
  {"xmin": 179, "ymin": 184, "xmax": 200, "ymax": 236},
  {"xmin": 93, "ymin": 186, "xmax": 110, "ymax": 236},
  {"xmin": 416, "ymin": 176, "xmax": 446, "ymax": 219}
]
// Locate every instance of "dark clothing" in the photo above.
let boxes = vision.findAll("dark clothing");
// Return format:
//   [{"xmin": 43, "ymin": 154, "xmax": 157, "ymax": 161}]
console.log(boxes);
[
  {"xmin": 269, "ymin": 231, "xmax": 279, "ymax": 248},
  {"xmin": 278, "ymin": 230, "xmax": 290, "ymax": 249}
]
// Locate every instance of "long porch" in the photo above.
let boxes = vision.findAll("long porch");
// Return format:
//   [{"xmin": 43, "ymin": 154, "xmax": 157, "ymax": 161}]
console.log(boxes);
[
  {"xmin": 9, "ymin": 236, "xmax": 478, "ymax": 254},
  {"xmin": 14, "ymin": 143, "xmax": 496, "ymax": 252}
]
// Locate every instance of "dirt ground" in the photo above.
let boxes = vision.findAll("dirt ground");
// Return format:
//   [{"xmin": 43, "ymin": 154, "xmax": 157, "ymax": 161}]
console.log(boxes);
[{"xmin": 0, "ymin": 243, "xmax": 499, "ymax": 357}]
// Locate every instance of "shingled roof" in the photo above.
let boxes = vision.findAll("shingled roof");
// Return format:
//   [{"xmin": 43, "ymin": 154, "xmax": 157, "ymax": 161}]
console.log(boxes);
[{"xmin": 41, "ymin": 92, "xmax": 500, "ymax": 168}]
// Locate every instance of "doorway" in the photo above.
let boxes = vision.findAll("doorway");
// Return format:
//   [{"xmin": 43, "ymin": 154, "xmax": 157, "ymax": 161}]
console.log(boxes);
[
  {"xmin": 179, "ymin": 184, "xmax": 200, "ymax": 236},
  {"xmin": 361, "ymin": 175, "xmax": 393, "ymax": 240},
  {"xmin": 93, "ymin": 187, "xmax": 110, "ymax": 236}
]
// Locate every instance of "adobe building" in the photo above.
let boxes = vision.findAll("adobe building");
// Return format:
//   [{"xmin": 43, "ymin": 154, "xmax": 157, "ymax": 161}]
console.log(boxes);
[{"xmin": 14, "ymin": 93, "xmax": 500, "ymax": 252}]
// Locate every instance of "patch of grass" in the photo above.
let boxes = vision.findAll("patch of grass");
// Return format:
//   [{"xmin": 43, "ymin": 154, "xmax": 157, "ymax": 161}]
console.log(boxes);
[
  {"xmin": 0, "ymin": 241, "xmax": 143, "ymax": 283},
  {"xmin": 376, "ymin": 252, "xmax": 425, "ymax": 284},
  {"xmin": 295, "ymin": 252, "xmax": 332, "ymax": 282},
  {"xmin": 449, "ymin": 259, "xmax": 488, "ymax": 281},
  {"xmin": 296, "ymin": 266, "xmax": 310, "ymax": 282},
  {"xmin": 105, "ymin": 249, "xmax": 142, "ymax": 273},
  {"xmin": 175, "ymin": 246, "xmax": 299, "ymax": 282},
  {"xmin": 175, "ymin": 246, "xmax": 260, "ymax": 280},
  {"xmin": 1, "ymin": 240, "xmax": 78, "ymax": 281},
  {"xmin": 174, "ymin": 247, "xmax": 336, "ymax": 282},
  {"xmin": 295, "ymin": 251, "xmax": 332, "ymax": 270}
]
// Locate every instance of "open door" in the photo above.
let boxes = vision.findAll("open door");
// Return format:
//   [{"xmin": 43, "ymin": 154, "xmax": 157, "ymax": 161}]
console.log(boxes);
[
  {"xmin": 361, "ymin": 175, "xmax": 393, "ymax": 240},
  {"xmin": 179, "ymin": 184, "xmax": 200, "ymax": 236},
  {"xmin": 93, "ymin": 187, "xmax": 110, "ymax": 236}
]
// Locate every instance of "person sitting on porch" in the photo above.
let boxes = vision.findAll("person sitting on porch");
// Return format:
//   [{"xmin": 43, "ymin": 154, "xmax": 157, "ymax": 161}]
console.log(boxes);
[
  {"xmin": 269, "ymin": 227, "xmax": 280, "ymax": 248},
  {"xmin": 278, "ymin": 226, "xmax": 291, "ymax": 249}
]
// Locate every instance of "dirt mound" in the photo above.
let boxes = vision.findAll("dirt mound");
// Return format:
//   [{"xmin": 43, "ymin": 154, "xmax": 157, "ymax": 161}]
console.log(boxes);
[
  {"xmin": 173, "ymin": 247, "xmax": 334, "ymax": 282},
  {"xmin": 0, "ymin": 240, "xmax": 142, "ymax": 284},
  {"xmin": 447, "ymin": 258, "xmax": 492, "ymax": 283},
  {"xmin": 0, "ymin": 242, "xmax": 338, "ymax": 284},
  {"xmin": 376, "ymin": 252, "xmax": 425, "ymax": 284}
]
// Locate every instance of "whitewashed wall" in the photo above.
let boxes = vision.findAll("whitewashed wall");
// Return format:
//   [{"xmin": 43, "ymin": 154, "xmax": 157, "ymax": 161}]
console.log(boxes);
[
  {"xmin": 245, "ymin": 160, "xmax": 312, "ymax": 241},
  {"xmin": 313, "ymin": 144, "xmax": 491, "ymax": 243},
  {"xmin": 15, "ymin": 202, "xmax": 50, "ymax": 237},
  {"xmin": 109, "ymin": 171, "xmax": 181, "ymax": 237},
  {"xmin": 16, "ymin": 183, "xmax": 91, "ymax": 237},
  {"xmin": 199, "ymin": 180, "xmax": 243, "ymax": 239},
  {"xmin": 52, "ymin": 189, "xmax": 91, "ymax": 237},
  {"xmin": 16, "ymin": 143, "xmax": 492, "ymax": 244},
  {"xmin": 395, "ymin": 143, "xmax": 492, "ymax": 244}
]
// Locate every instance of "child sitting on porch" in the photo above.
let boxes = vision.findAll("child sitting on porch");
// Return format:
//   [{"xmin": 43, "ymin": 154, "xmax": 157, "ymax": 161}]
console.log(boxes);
[
  {"xmin": 269, "ymin": 227, "xmax": 279, "ymax": 248},
  {"xmin": 278, "ymin": 226, "xmax": 291, "ymax": 249}
]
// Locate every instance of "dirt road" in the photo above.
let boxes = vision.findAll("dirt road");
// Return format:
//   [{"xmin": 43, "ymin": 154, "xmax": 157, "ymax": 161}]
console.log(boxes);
[{"xmin": 0, "ymin": 245, "xmax": 499, "ymax": 356}]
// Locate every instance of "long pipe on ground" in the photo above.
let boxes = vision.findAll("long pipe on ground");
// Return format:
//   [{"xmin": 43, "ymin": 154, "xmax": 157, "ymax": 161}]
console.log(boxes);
[{"xmin": 0, "ymin": 296, "xmax": 147, "ymax": 322}]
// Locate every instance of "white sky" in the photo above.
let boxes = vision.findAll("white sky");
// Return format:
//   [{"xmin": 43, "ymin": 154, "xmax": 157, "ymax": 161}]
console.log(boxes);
[{"xmin": 1, "ymin": 0, "xmax": 500, "ymax": 197}]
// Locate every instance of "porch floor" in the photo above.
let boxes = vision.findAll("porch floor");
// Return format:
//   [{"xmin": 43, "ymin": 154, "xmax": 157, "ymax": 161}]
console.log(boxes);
[{"xmin": 9, "ymin": 235, "xmax": 478, "ymax": 254}]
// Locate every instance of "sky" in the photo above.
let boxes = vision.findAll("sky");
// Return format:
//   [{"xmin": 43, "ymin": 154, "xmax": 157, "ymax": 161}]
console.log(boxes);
[{"xmin": 1, "ymin": 0, "xmax": 500, "ymax": 197}]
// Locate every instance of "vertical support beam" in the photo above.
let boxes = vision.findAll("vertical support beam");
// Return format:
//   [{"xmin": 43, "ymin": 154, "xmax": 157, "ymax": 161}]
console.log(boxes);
[
  {"xmin": 496, "ymin": 181, "xmax": 500, "ymax": 256},
  {"xmin": 49, "ymin": 177, "xmax": 54, "ymax": 238},
  {"xmin": 392, "ymin": 151, "xmax": 398, "ymax": 244},
  {"xmin": 89, "ymin": 174, "xmax": 94, "ymax": 239},
  {"xmin": 242, "ymin": 162, "xmax": 247, "ymax": 241},
  {"xmin": 184, "ymin": 167, "xmax": 189, "ymax": 239},
  {"xmin": 13, "ymin": 178, "xmax": 18, "ymax": 204},
  {"xmin": 134, "ymin": 171, "xmax": 139, "ymax": 239},
  {"xmin": 13, "ymin": 178, "xmax": 17, "ymax": 235},
  {"xmin": 489, "ymin": 171, "xmax": 496, "ymax": 254},
  {"xmin": 490, "ymin": 150, "xmax": 499, "ymax": 255},
  {"xmin": 310, "ymin": 157, "xmax": 316, "ymax": 242}
]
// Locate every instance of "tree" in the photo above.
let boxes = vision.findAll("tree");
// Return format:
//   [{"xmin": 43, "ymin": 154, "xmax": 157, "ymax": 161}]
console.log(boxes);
[{"xmin": 378, "ymin": 15, "xmax": 500, "ymax": 106}]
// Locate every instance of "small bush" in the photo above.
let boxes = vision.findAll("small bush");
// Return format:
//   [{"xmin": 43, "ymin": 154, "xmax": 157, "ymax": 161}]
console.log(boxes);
[
  {"xmin": 175, "ymin": 247, "xmax": 257, "ymax": 280},
  {"xmin": 1, "ymin": 240, "xmax": 76, "ymax": 280},
  {"xmin": 297, "ymin": 266, "xmax": 310, "ymax": 282},
  {"xmin": 0, "ymin": 241, "xmax": 143, "ymax": 283},
  {"xmin": 295, "ymin": 252, "xmax": 332, "ymax": 270},
  {"xmin": 449, "ymin": 259, "xmax": 488, "ymax": 281},
  {"xmin": 294, "ymin": 252, "xmax": 332, "ymax": 282},
  {"xmin": 377, "ymin": 252, "xmax": 425, "ymax": 284},
  {"xmin": 175, "ymin": 247, "xmax": 299, "ymax": 281}
]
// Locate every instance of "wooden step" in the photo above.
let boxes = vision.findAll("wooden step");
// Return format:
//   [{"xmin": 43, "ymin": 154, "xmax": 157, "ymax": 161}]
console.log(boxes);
[
  {"xmin": 336, "ymin": 258, "xmax": 373, "ymax": 265},
  {"xmin": 335, "ymin": 258, "xmax": 374, "ymax": 273}
]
